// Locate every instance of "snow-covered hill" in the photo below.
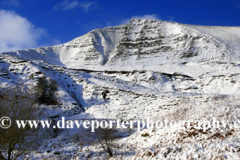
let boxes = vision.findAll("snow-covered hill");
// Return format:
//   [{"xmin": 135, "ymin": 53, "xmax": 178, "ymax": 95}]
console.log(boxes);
[
  {"xmin": 2, "ymin": 19, "xmax": 240, "ymax": 67},
  {"xmin": 1, "ymin": 19, "xmax": 240, "ymax": 159}
]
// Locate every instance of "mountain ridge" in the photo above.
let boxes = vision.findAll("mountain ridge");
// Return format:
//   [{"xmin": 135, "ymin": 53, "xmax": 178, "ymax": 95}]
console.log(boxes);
[
  {"xmin": 1, "ymin": 19, "xmax": 240, "ymax": 159},
  {"xmin": 2, "ymin": 19, "xmax": 240, "ymax": 68}
]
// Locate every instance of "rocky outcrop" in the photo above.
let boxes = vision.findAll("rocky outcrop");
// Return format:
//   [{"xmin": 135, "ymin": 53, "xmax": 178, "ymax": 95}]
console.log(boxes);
[{"xmin": 2, "ymin": 19, "xmax": 238, "ymax": 67}]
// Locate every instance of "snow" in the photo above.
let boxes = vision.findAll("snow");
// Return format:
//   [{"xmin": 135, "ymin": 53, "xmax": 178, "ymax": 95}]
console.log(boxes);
[{"xmin": 1, "ymin": 19, "xmax": 240, "ymax": 159}]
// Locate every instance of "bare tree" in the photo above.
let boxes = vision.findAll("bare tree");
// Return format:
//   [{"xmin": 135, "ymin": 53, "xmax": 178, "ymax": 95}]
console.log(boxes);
[
  {"xmin": 0, "ymin": 83, "xmax": 41, "ymax": 160},
  {"xmin": 95, "ymin": 127, "xmax": 119, "ymax": 157},
  {"xmin": 71, "ymin": 130, "xmax": 92, "ymax": 151},
  {"xmin": 35, "ymin": 76, "xmax": 58, "ymax": 105},
  {"xmin": 35, "ymin": 76, "xmax": 48, "ymax": 103},
  {"xmin": 48, "ymin": 79, "xmax": 58, "ymax": 102}
]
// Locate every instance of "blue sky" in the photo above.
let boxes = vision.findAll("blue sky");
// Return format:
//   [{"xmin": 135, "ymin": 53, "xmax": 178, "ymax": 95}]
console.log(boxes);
[{"xmin": 0, "ymin": 0, "xmax": 240, "ymax": 52}]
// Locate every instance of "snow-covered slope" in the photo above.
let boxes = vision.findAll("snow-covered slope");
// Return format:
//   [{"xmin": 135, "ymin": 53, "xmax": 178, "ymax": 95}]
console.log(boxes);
[
  {"xmin": 2, "ymin": 19, "xmax": 240, "ymax": 67},
  {"xmin": 1, "ymin": 19, "xmax": 240, "ymax": 159},
  {"xmin": 186, "ymin": 24, "xmax": 240, "ymax": 61}
]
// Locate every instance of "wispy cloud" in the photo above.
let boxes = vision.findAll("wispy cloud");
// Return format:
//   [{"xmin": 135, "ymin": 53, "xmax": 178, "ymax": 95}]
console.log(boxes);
[
  {"xmin": 0, "ymin": 10, "xmax": 46, "ymax": 52},
  {"xmin": 121, "ymin": 14, "xmax": 161, "ymax": 25},
  {"xmin": 53, "ymin": 0, "xmax": 79, "ymax": 11},
  {"xmin": 54, "ymin": 0, "xmax": 97, "ymax": 11},
  {"xmin": 1, "ymin": 0, "xmax": 19, "ymax": 6},
  {"xmin": 167, "ymin": 16, "xmax": 174, "ymax": 22},
  {"xmin": 80, "ymin": 2, "xmax": 97, "ymax": 11}
]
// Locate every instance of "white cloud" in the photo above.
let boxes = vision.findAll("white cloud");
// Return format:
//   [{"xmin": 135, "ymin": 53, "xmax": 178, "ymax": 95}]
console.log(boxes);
[
  {"xmin": 121, "ymin": 14, "xmax": 161, "ymax": 25},
  {"xmin": 54, "ymin": 0, "xmax": 97, "ymax": 11},
  {"xmin": 0, "ymin": 10, "xmax": 45, "ymax": 52},
  {"xmin": 1, "ymin": 0, "xmax": 19, "ymax": 6},
  {"xmin": 53, "ymin": 0, "xmax": 79, "ymax": 11},
  {"xmin": 80, "ymin": 2, "xmax": 97, "ymax": 11}
]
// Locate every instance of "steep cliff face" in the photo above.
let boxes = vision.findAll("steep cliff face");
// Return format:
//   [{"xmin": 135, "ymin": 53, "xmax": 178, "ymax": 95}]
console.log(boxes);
[
  {"xmin": 106, "ymin": 19, "xmax": 229, "ymax": 66},
  {"xmin": 63, "ymin": 26, "xmax": 125, "ymax": 66},
  {"xmin": 2, "ymin": 19, "xmax": 240, "ymax": 67}
]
